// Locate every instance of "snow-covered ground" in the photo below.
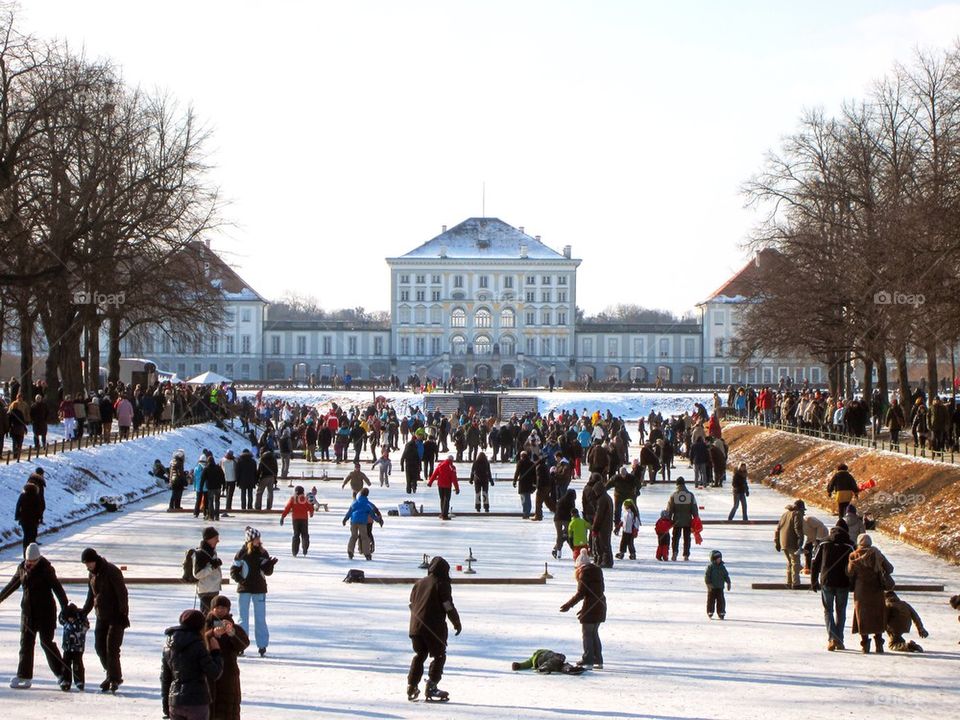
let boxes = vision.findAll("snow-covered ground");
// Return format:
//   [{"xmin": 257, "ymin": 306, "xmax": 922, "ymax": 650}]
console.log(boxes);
[
  {"xmin": 1, "ymin": 426, "xmax": 959, "ymax": 719},
  {"xmin": 0, "ymin": 424, "xmax": 238, "ymax": 549},
  {"xmin": 240, "ymin": 389, "xmax": 716, "ymax": 420}
]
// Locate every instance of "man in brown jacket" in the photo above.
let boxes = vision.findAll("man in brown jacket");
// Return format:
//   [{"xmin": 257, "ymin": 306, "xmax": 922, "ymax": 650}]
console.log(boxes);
[
  {"xmin": 775, "ymin": 500, "xmax": 805, "ymax": 588},
  {"xmin": 407, "ymin": 556, "xmax": 460, "ymax": 702}
]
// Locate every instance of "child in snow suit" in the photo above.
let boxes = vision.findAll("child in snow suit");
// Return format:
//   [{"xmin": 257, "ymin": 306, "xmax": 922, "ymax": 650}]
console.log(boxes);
[
  {"xmin": 655, "ymin": 510, "xmax": 673, "ymax": 561},
  {"xmin": 567, "ymin": 508, "xmax": 591, "ymax": 561},
  {"xmin": 615, "ymin": 498, "xmax": 640, "ymax": 560},
  {"xmin": 59, "ymin": 603, "xmax": 89, "ymax": 690},
  {"xmin": 510, "ymin": 649, "xmax": 585, "ymax": 674},
  {"xmin": 372, "ymin": 450, "xmax": 392, "ymax": 487},
  {"xmin": 704, "ymin": 549, "xmax": 731, "ymax": 619}
]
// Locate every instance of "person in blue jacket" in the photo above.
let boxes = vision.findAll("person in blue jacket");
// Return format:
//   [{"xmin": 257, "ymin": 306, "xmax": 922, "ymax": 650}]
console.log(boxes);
[{"xmin": 342, "ymin": 488, "xmax": 382, "ymax": 560}]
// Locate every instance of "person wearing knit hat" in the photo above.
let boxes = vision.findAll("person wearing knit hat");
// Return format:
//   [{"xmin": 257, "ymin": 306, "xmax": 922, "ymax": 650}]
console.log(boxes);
[
  {"xmin": 1, "ymin": 540, "xmax": 69, "ymax": 689},
  {"xmin": 560, "ymin": 542, "xmax": 606, "ymax": 670},
  {"xmin": 194, "ymin": 527, "xmax": 223, "ymax": 614},
  {"xmin": 204, "ymin": 594, "xmax": 249, "ymax": 718},
  {"xmin": 848, "ymin": 531, "xmax": 893, "ymax": 653},
  {"xmin": 231, "ymin": 527, "xmax": 276, "ymax": 657},
  {"xmin": 161, "ymin": 609, "xmax": 224, "ymax": 718},
  {"xmin": 79, "ymin": 548, "xmax": 129, "ymax": 692}
]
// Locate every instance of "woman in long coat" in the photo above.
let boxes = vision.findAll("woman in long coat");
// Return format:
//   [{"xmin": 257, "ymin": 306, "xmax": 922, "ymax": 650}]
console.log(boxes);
[
  {"xmin": 206, "ymin": 595, "xmax": 249, "ymax": 719},
  {"xmin": 847, "ymin": 533, "xmax": 893, "ymax": 653}
]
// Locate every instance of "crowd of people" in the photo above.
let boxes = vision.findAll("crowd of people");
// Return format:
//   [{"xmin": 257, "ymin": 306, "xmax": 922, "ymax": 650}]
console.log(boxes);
[{"xmin": 1, "ymin": 388, "xmax": 956, "ymax": 716}]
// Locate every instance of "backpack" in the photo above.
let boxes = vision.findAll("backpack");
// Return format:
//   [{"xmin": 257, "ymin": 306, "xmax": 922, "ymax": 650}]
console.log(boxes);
[
  {"xmin": 343, "ymin": 569, "xmax": 365, "ymax": 583},
  {"xmin": 182, "ymin": 548, "xmax": 197, "ymax": 583}
]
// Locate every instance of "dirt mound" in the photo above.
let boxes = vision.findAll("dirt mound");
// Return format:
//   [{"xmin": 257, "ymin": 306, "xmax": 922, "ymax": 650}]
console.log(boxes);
[{"xmin": 724, "ymin": 425, "xmax": 960, "ymax": 564}]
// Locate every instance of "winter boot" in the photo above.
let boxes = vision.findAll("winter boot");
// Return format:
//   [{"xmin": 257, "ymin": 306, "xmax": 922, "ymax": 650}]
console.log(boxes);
[
  {"xmin": 407, "ymin": 684, "xmax": 420, "ymax": 701},
  {"xmin": 258, "ymin": 647, "xmax": 267, "ymax": 657},
  {"xmin": 9, "ymin": 676, "xmax": 31, "ymax": 689},
  {"xmin": 484, "ymin": 504, "xmax": 490, "ymax": 513},
  {"xmin": 615, "ymin": 552, "xmax": 624, "ymax": 560},
  {"xmin": 424, "ymin": 681, "xmax": 449, "ymax": 702},
  {"xmin": 671, "ymin": 552, "xmax": 678, "ymax": 561},
  {"xmin": 860, "ymin": 637, "xmax": 871, "ymax": 654},
  {"xmin": 99, "ymin": 679, "xmax": 112, "ymax": 692},
  {"xmin": 475, "ymin": 503, "xmax": 481, "ymax": 512},
  {"xmin": 874, "ymin": 635, "xmax": 884, "ymax": 654}
]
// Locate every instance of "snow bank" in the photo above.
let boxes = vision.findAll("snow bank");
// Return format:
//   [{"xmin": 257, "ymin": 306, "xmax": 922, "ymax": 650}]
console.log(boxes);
[
  {"xmin": 240, "ymin": 389, "xmax": 715, "ymax": 420},
  {"xmin": 0, "ymin": 423, "xmax": 239, "ymax": 551}
]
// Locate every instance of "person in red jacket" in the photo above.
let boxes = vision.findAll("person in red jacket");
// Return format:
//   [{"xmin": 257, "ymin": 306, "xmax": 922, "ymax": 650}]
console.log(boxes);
[
  {"xmin": 428, "ymin": 455, "xmax": 460, "ymax": 521},
  {"xmin": 280, "ymin": 486, "xmax": 315, "ymax": 556},
  {"xmin": 654, "ymin": 510, "xmax": 673, "ymax": 561}
]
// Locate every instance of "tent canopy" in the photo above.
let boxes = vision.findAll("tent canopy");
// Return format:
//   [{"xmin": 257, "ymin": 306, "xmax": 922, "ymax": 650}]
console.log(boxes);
[{"xmin": 186, "ymin": 370, "xmax": 232, "ymax": 385}]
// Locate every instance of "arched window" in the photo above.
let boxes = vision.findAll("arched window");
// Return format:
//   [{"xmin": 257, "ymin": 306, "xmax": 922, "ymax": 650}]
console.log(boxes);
[
  {"xmin": 475, "ymin": 308, "xmax": 492, "ymax": 328},
  {"xmin": 500, "ymin": 307, "xmax": 515, "ymax": 328},
  {"xmin": 398, "ymin": 306, "xmax": 411, "ymax": 324},
  {"xmin": 474, "ymin": 334, "xmax": 492, "ymax": 355},
  {"xmin": 451, "ymin": 308, "xmax": 466, "ymax": 328},
  {"xmin": 451, "ymin": 335, "xmax": 467, "ymax": 355},
  {"xmin": 414, "ymin": 305, "xmax": 426, "ymax": 324},
  {"xmin": 500, "ymin": 334, "xmax": 516, "ymax": 356}
]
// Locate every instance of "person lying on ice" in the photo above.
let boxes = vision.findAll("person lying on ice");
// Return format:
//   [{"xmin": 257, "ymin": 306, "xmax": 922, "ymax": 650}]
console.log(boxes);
[{"xmin": 510, "ymin": 649, "xmax": 585, "ymax": 674}]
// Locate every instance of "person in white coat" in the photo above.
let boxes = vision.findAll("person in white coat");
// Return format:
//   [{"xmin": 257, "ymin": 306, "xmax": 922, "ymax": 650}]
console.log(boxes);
[
  {"xmin": 194, "ymin": 527, "xmax": 224, "ymax": 614},
  {"xmin": 220, "ymin": 451, "xmax": 238, "ymax": 515}
]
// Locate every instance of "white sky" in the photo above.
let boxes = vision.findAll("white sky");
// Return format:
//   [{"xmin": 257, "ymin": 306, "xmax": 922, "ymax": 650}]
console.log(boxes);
[{"xmin": 19, "ymin": 1, "xmax": 960, "ymax": 315}]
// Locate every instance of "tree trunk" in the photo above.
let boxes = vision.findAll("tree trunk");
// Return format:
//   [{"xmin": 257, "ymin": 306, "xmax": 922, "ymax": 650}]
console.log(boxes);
[
  {"xmin": 107, "ymin": 314, "xmax": 121, "ymax": 383},
  {"xmin": 43, "ymin": 305, "xmax": 85, "ymax": 397},
  {"xmin": 896, "ymin": 345, "xmax": 910, "ymax": 404},
  {"xmin": 862, "ymin": 358, "xmax": 873, "ymax": 400},
  {"xmin": 875, "ymin": 352, "xmax": 889, "ymax": 403},
  {"xmin": 827, "ymin": 353, "xmax": 842, "ymax": 399},
  {"xmin": 44, "ymin": 344, "xmax": 60, "ymax": 412},
  {"xmin": 85, "ymin": 309, "xmax": 101, "ymax": 390},
  {"xmin": 17, "ymin": 313, "xmax": 33, "ymax": 397},
  {"xmin": 844, "ymin": 351, "xmax": 854, "ymax": 399},
  {"xmin": 925, "ymin": 341, "xmax": 939, "ymax": 398}
]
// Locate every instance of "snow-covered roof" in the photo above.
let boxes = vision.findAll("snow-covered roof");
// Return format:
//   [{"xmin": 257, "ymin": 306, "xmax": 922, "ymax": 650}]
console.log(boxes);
[
  {"xmin": 700, "ymin": 248, "xmax": 783, "ymax": 305},
  {"xmin": 394, "ymin": 218, "xmax": 571, "ymax": 260}
]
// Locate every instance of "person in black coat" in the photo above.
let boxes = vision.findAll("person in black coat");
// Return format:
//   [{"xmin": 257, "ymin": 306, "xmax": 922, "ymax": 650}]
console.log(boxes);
[
  {"xmin": 810, "ymin": 526, "xmax": 855, "ymax": 651},
  {"xmin": 553, "ymin": 489, "xmax": 577, "ymax": 559},
  {"xmin": 255, "ymin": 450, "xmax": 278, "ymax": 510},
  {"xmin": 14, "ymin": 483, "xmax": 43, "ymax": 551},
  {"xmin": 0, "ymin": 543, "xmax": 68, "ymax": 688},
  {"xmin": 407, "ymin": 556, "xmax": 461, "ymax": 701},
  {"xmin": 560, "ymin": 552, "xmax": 606, "ymax": 669},
  {"xmin": 533, "ymin": 457, "xmax": 554, "ymax": 521},
  {"xmin": 235, "ymin": 448, "xmax": 257, "ymax": 510},
  {"xmin": 204, "ymin": 596, "xmax": 249, "ymax": 720},
  {"xmin": 80, "ymin": 548, "xmax": 129, "ymax": 692},
  {"xmin": 469, "ymin": 451, "xmax": 493, "ymax": 512},
  {"xmin": 160, "ymin": 609, "xmax": 224, "ymax": 719},
  {"xmin": 399, "ymin": 438, "xmax": 422, "ymax": 494},
  {"xmin": 201, "ymin": 461, "xmax": 225, "ymax": 522},
  {"xmin": 512, "ymin": 451, "xmax": 536, "ymax": 518}
]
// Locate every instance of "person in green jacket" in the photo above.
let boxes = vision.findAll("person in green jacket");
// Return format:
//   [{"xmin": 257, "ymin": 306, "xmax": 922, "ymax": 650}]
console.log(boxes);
[
  {"xmin": 704, "ymin": 549, "xmax": 732, "ymax": 619},
  {"xmin": 567, "ymin": 509, "xmax": 592, "ymax": 562}
]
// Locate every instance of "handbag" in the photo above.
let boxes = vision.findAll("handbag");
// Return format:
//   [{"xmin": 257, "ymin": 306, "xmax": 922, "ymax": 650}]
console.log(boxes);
[{"xmin": 876, "ymin": 551, "xmax": 895, "ymax": 591}]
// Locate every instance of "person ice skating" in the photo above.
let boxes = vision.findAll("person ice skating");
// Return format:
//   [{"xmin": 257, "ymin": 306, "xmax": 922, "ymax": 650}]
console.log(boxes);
[
  {"xmin": 775, "ymin": 500, "xmax": 805, "ymax": 588},
  {"xmin": 59, "ymin": 603, "xmax": 88, "ymax": 691},
  {"xmin": 342, "ymin": 461, "xmax": 372, "ymax": 498},
  {"xmin": 614, "ymin": 498, "xmax": 640, "ymax": 560},
  {"xmin": 194, "ymin": 527, "xmax": 224, "ymax": 614},
  {"xmin": 160, "ymin": 609, "xmax": 224, "ymax": 720},
  {"xmin": 846, "ymin": 534, "xmax": 894, "ymax": 653},
  {"xmin": 802, "ymin": 514, "xmax": 829, "ymax": 574},
  {"xmin": 220, "ymin": 450, "xmax": 237, "ymax": 514},
  {"xmin": 606, "ymin": 465, "xmax": 642, "ymax": 525},
  {"xmin": 810, "ymin": 525, "xmax": 855, "ymax": 651},
  {"xmin": 0, "ymin": 543, "xmax": 68, "ymax": 690},
  {"xmin": 343, "ymin": 488, "xmax": 380, "ymax": 560},
  {"xmin": 884, "ymin": 591, "xmax": 928, "ymax": 652},
  {"xmin": 204, "ymin": 595, "xmax": 250, "ymax": 719},
  {"xmin": 667, "ymin": 477, "xmax": 699, "ymax": 561},
  {"xmin": 510, "ymin": 649, "xmax": 585, "ymax": 674},
  {"xmin": 14, "ymin": 482, "xmax": 42, "ymax": 551},
  {"xmin": 400, "ymin": 434, "xmax": 423, "ymax": 494},
  {"xmin": 236, "ymin": 448, "xmax": 257, "ymax": 511},
  {"xmin": 230, "ymin": 528, "xmax": 277, "ymax": 657},
  {"xmin": 728, "ymin": 463, "xmax": 749, "ymax": 521},
  {"xmin": 80, "ymin": 547, "xmax": 129, "ymax": 693},
  {"xmin": 513, "ymin": 451, "xmax": 537, "ymax": 518},
  {"xmin": 553, "ymin": 489, "xmax": 577, "ymax": 559},
  {"xmin": 255, "ymin": 448, "xmax": 278, "ymax": 510},
  {"xmin": 704, "ymin": 550, "xmax": 732, "ymax": 619},
  {"xmin": 428, "ymin": 455, "xmax": 460, "ymax": 520},
  {"xmin": 407, "ymin": 556, "xmax": 461, "ymax": 702},
  {"xmin": 281, "ymin": 485, "xmax": 315, "ymax": 556},
  {"xmin": 559, "ymin": 552, "xmax": 606, "ymax": 670},
  {"xmin": 841, "ymin": 505, "xmax": 865, "ymax": 544},
  {"xmin": 567, "ymin": 508, "xmax": 591, "ymax": 561},
  {"xmin": 372, "ymin": 449, "xmax": 392, "ymax": 487},
  {"xmin": 168, "ymin": 450, "xmax": 189, "ymax": 511},
  {"xmin": 654, "ymin": 510, "xmax": 673, "ymax": 561},
  {"xmin": 826, "ymin": 463, "xmax": 858, "ymax": 517},
  {"xmin": 470, "ymin": 450, "xmax": 493, "ymax": 512}
]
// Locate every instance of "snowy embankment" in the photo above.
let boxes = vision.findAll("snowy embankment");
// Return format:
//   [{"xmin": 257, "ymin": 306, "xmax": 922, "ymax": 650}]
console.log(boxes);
[
  {"xmin": 725, "ymin": 424, "xmax": 960, "ymax": 563},
  {"xmin": 240, "ymin": 389, "xmax": 714, "ymax": 420},
  {"xmin": 0, "ymin": 423, "xmax": 237, "ymax": 551}
]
